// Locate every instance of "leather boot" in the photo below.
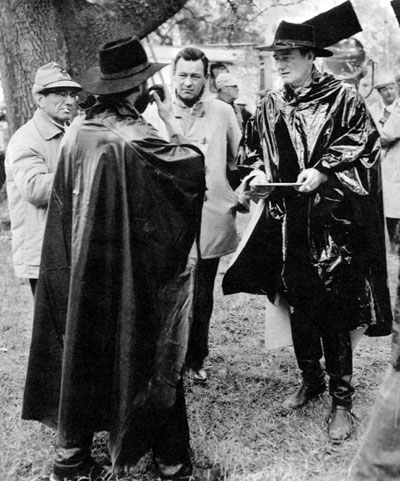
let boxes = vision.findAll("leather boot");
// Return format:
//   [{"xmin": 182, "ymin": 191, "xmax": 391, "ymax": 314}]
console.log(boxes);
[
  {"xmin": 322, "ymin": 330, "xmax": 354, "ymax": 441},
  {"xmin": 328, "ymin": 405, "xmax": 354, "ymax": 442},
  {"xmin": 283, "ymin": 360, "xmax": 326, "ymax": 409}
]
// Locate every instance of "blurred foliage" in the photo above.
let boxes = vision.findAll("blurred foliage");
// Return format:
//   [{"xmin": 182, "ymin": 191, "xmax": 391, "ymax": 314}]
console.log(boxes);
[{"xmin": 154, "ymin": 0, "xmax": 265, "ymax": 45}]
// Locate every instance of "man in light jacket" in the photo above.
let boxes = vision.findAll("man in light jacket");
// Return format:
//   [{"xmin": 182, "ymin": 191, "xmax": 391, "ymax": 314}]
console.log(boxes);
[
  {"xmin": 171, "ymin": 47, "xmax": 242, "ymax": 383},
  {"xmin": 5, "ymin": 62, "xmax": 82, "ymax": 295},
  {"xmin": 369, "ymin": 73, "xmax": 400, "ymax": 253}
]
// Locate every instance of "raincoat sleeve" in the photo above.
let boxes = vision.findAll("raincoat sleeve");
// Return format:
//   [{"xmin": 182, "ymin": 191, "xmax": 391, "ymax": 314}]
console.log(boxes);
[{"xmin": 316, "ymin": 91, "xmax": 379, "ymax": 175}]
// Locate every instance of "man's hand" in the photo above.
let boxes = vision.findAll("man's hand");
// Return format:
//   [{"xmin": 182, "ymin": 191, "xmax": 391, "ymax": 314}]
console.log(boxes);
[
  {"xmin": 248, "ymin": 170, "xmax": 275, "ymax": 200},
  {"xmin": 152, "ymin": 86, "xmax": 173, "ymax": 123},
  {"xmin": 295, "ymin": 168, "xmax": 327, "ymax": 193}
]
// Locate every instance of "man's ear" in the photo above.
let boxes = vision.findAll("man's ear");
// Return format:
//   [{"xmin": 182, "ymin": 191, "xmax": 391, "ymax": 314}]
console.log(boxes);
[
  {"xmin": 34, "ymin": 93, "xmax": 44, "ymax": 108},
  {"xmin": 306, "ymin": 51, "xmax": 316, "ymax": 63}
]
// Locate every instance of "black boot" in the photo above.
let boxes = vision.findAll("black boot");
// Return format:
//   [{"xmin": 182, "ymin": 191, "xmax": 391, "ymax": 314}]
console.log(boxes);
[
  {"xmin": 328, "ymin": 405, "xmax": 354, "ymax": 442},
  {"xmin": 322, "ymin": 331, "xmax": 355, "ymax": 442},
  {"xmin": 283, "ymin": 360, "xmax": 326, "ymax": 409}
]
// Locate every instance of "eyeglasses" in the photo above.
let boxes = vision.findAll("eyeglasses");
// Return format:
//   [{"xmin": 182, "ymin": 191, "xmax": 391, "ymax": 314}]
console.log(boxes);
[{"xmin": 45, "ymin": 89, "xmax": 80, "ymax": 99}]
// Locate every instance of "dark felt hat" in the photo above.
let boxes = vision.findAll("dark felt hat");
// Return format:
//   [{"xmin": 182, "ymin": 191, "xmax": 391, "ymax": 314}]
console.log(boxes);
[
  {"xmin": 259, "ymin": 21, "xmax": 333, "ymax": 57},
  {"xmin": 81, "ymin": 36, "xmax": 167, "ymax": 95}
]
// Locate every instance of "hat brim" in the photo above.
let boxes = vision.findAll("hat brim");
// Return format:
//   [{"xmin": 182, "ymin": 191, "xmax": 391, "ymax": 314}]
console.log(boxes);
[
  {"xmin": 258, "ymin": 44, "xmax": 333, "ymax": 57},
  {"xmin": 374, "ymin": 81, "xmax": 396, "ymax": 90},
  {"xmin": 80, "ymin": 62, "xmax": 167, "ymax": 95},
  {"xmin": 32, "ymin": 79, "xmax": 82, "ymax": 94}
]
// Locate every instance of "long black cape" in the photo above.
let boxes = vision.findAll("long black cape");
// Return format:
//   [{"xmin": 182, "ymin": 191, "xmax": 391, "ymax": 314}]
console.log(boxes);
[{"xmin": 22, "ymin": 112, "xmax": 205, "ymax": 456}]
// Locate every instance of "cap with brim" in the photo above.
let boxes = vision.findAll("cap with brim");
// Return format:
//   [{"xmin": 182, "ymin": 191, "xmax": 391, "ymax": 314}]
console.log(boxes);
[
  {"xmin": 80, "ymin": 36, "xmax": 167, "ymax": 95},
  {"xmin": 32, "ymin": 61, "xmax": 82, "ymax": 94},
  {"xmin": 374, "ymin": 73, "xmax": 396, "ymax": 90},
  {"xmin": 259, "ymin": 20, "xmax": 333, "ymax": 58}
]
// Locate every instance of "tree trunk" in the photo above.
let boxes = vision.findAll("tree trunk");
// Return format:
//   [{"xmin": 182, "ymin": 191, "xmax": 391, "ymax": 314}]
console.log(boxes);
[{"xmin": 0, "ymin": 0, "xmax": 187, "ymax": 136}]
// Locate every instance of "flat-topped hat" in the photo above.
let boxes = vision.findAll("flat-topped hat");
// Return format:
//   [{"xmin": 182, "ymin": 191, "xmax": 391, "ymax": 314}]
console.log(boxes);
[
  {"xmin": 374, "ymin": 72, "xmax": 396, "ymax": 90},
  {"xmin": 81, "ymin": 36, "xmax": 167, "ymax": 95},
  {"xmin": 260, "ymin": 20, "xmax": 333, "ymax": 57}
]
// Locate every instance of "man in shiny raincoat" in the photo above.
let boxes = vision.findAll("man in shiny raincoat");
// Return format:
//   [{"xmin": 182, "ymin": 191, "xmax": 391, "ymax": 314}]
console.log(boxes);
[
  {"xmin": 223, "ymin": 21, "xmax": 392, "ymax": 442},
  {"xmin": 21, "ymin": 37, "xmax": 213, "ymax": 481}
]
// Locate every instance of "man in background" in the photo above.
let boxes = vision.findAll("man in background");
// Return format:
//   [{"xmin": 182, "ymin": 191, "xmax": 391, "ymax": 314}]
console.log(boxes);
[
  {"xmin": 369, "ymin": 73, "xmax": 400, "ymax": 253},
  {"xmin": 215, "ymin": 72, "xmax": 243, "ymax": 130},
  {"xmin": 5, "ymin": 62, "xmax": 81, "ymax": 296}
]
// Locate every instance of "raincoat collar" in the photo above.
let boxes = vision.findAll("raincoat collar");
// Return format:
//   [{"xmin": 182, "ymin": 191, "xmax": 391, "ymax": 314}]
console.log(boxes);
[{"xmin": 283, "ymin": 67, "xmax": 341, "ymax": 104}]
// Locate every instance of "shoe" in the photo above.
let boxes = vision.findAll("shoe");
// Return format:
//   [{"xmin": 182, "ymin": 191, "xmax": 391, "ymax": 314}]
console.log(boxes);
[
  {"xmin": 159, "ymin": 461, "xmax": 222, "ymax": 481},
  {"xmin": 282, "ymin": 381, "xmax": 326, "ymax": 409},
  {"xmin": 328, "ymin": 405, "xmax": 354, "ymax": 442},
  {"xmin": 50, "ymin": 459, "xmax": 105, "ymax": 481},
  {"xmin": 192, "ymin": 368, "xmax": 208, "ymax": 384}
]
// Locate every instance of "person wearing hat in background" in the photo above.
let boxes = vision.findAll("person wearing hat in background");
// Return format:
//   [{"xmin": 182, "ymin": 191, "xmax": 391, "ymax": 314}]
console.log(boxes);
[
  {"xmin": 223, "ymin": 20, "xmax": 392, "ymax": 442},
  {"xmin": 369, "ymin": 73, "xmax": 400, "ymax": 253},
  {"xmin": 21, "ymin": 37, "xmax": 220, "ymax": 481},
  {"xmin": 5, "ymin": 62, "xmax": 81, "ymax": 297},
  {"xmin": 215, "ymin": 72, "xmax": 244, "ymax": 131}
]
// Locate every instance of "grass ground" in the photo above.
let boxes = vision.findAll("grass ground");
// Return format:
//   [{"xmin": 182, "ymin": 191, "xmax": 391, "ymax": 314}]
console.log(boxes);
[{"xmin": 0, "ymin": 213, "xmax": 394, "ymax": 481}]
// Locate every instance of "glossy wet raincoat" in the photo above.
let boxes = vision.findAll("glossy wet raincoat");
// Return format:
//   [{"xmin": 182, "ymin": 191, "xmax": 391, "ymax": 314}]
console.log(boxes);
[
  {"xmin": 223, "ymin": 69, "xmax": 392, "ymax": 335},
  {"xmin": 22, "ymin": 106, "xmax": 205, "ymax": 460}
]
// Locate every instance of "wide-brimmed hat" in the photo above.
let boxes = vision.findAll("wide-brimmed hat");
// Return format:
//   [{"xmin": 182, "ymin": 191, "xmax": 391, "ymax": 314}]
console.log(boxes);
[
  {"xmin": 374, "ymin": 72, "xmax": 396, "ymax": 90},
  {"xmin": 32, "ymin": 62, "xmax": 82, "ymax": 94},
  {"xmin": 81, "ymin": 36, "xmax": 167, "ymax": 95},
  {"xmin": 260, "ymin": 20, "xmax": 333, "ymax": 58}
]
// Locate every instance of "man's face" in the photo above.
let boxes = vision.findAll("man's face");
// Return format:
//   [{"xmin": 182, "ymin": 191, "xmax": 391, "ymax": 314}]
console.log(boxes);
[
  {"xmin": 273, "ymin": 49, "xmax": 314, "ymax": 88},
  {"xmin": 378, "ymin": 84, "xmax": 397, "ymax": 106},
  {"xmin": 223, "ymin": 84, "xmax": 239, "ymax": 103},
  {"xmin": 174, "ymin": 58, "xmax": 207, "ymax": 101},
  {"xmin": 37, "ymin": 88, "xmax": 79, "ymax": 123}
]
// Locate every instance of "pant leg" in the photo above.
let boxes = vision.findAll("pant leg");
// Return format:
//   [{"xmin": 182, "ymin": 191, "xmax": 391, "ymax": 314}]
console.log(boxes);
[
  {"xmin": 290, "ymin": 308, "xmax": 325, "ymax": 385},
  {"xmin": 53, "ymin": 430, "xmax": 94, "ymax": 478},
  {"xmin": 386, "ymin": 217, "xmax": 400, "ymax": 249},
  {"xmin": 29, "ymin": 278, "xmax": 37, "ymax": 297},
  {"xmin": 152, "ymin": 378, "xmax": 191, "ymax": 466},
  {"xmin": 322, "ymin": 330, "xmax": 354, "ymax": 408},
  {"xmin": 186, "ymin": 257, "xmax": 220, "ymax": 370},
  {"xmin": 109, "ymin": 379, "xmax": 191, "ymax": 471}
]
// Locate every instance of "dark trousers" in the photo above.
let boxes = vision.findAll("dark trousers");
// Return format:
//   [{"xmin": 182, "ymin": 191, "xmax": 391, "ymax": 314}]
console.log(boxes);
[
  {"xmin": 291, "ymin": 308, "xmax": 354, "ymax": 408},
  {"xmin": 29, "ymin": 278, "xmax": 37, "ymax": 297},
  {"xmin": 386, "ymin": 217, "xmax": 400, "ymax": 251},
  {"xmin": 53, "ymin": 379, "xmax": 190, "ymax": 475},
  {"xmin": 186, "ymin": 257, "xmax": 220, "ymax": 370}
]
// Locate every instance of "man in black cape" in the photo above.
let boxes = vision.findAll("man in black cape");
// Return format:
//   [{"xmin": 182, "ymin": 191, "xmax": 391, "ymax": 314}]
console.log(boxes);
[
  {"xmin": 22, "ymin": 37, "xmax": 213, "ymax": 481},
  {"xmin": 223, "ymin": 21, "xmax": 392, "ymax": 442}
]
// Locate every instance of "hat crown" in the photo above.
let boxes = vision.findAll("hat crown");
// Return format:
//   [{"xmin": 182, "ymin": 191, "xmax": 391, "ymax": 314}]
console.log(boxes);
[
  {"xmin": 34, "ymin": 62, "xmax": 72, "ymax": 87},
  {"xmin": 215, "ymin": 72, "xmax": 238, "ymax": 89},
  {"xmin": 99, "ymin": 37, "xmax": 149, "ymax": 78},
  {"xmin": 273, "ymin": 20, "xmax": 315, "ymax": 48},
  {"xmin": 32, "ymin": 62, "xmax": 81, "ymax": 94}
]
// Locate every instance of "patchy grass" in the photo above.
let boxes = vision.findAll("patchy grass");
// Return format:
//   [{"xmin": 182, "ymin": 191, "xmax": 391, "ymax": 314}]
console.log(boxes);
[{"xmin": 0, "ymin": 212, "xmax": 394, "ymax": 481}]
